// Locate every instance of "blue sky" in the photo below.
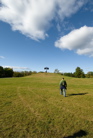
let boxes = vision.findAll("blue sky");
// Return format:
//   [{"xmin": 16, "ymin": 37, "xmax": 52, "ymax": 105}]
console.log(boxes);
[{"xmin": 0, "ymin": 0, "xmax": 93, "ymax": 73}]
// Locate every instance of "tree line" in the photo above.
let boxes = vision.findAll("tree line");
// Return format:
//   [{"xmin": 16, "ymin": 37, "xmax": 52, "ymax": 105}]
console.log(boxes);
[
  {"xmin": 0, "ymin": 66, "xmax": 33, "ymax": 78},
  {"xmin": 54, "ymin": 67, "xmax": 93, "ymax": 78},
  {"xmin": 0, "ymin": 66, "xmax": 93, "ymax": 78}
]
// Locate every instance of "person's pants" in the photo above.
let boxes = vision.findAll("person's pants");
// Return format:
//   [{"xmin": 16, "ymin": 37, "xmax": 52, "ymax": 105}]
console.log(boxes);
[{"xmin": 60, "ymin": 89, "xmax": 66, "ymax": 97}]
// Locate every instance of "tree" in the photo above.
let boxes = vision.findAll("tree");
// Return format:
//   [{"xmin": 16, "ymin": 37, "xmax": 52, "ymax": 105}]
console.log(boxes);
[
  {"xmin": 86, "ymin": 71, "xmax": 93, "ymax": 78},
  {"xmin": 54, "ymin": 69, "xmax": 59, "ymax": 73},
  {"xmin": 0, "ymin": 66, "xmax": 4, "ymax": 77},
  {"xmin": 74, "ymin": 67, "xmax": 85, "ymax": 78},
  {"xmin": 44, "ymin": 67, "xmax": 49, "ymax": 73},
  {"xmin": 64, "ymin": 72, "xmax": 74, "ymax": 77},
  {"xmin": 4, "ymin": 67, "xmax": 13, "ymax": 77},
  {"xmin": 0, "ymin": 66, "xmax": 14, "ymax": 78},
  {"xmin": 13, "ymin": 71, "xmax": 24, "ymax": 77}
]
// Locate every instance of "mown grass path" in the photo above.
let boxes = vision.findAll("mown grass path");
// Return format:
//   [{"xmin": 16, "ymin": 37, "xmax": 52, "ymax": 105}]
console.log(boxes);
[{"xmin": 0, "ymin": 73, "xmax": 93, "ymax": 138}]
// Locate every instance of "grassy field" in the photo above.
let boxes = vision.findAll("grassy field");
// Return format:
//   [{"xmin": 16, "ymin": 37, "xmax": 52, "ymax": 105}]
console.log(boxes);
[{"xmin": 0, "ymin": 73, "xmax": 93, "ymax": 138}]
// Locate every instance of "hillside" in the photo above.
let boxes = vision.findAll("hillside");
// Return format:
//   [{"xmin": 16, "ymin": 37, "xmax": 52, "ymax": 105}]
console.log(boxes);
[{"xmin": 0, "ymin": 73, "xmax": 93, "ymax": 138}]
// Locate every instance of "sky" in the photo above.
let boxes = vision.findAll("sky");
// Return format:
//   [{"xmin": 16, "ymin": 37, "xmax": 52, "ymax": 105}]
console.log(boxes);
[{"xmin": 0, "ymin": 0, "xmax": 93, "ymax": 73}]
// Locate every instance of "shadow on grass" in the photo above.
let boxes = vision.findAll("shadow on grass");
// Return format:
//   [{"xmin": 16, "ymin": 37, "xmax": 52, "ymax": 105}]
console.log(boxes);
[
  {"xmin": 63, "ymin": 129, "xmax": 88, "ymax": 138},
  {"xmin": 68, "ymin": 92, "xmax": 88, "ymax": 96}
]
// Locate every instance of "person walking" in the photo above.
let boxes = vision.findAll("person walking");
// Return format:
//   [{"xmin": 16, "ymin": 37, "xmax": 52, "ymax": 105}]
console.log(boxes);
[{"xmin": 59, "ymin": 78, "xmax": 67, "ymax": 97}]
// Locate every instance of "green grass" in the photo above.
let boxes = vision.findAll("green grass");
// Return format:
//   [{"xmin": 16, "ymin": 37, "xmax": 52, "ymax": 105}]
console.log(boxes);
[{"xmin": 0, "ymin": 73, "xmax": 93, "ymax": 138}]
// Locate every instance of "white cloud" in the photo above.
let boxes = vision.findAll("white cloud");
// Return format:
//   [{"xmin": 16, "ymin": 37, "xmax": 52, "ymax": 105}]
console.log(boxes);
[
  {"xmin": 55, "ymin": 26, "xmax": 93, "ymax": 56},
  {"xmin": 0, "ymin": 56, "xmax": 5, "ymax": 59},
  {"xmin": 56, "ymin": 0, "xmax": 86, "ymax": 20},
  {"xmin": 0, "ymin": 0, "xmax": 87, "ymax": 40}
]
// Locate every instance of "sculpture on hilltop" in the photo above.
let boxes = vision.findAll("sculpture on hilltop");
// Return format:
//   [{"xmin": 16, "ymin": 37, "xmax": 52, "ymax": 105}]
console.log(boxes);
[{"xmin": 44, "ymin": 67, "xmax": 49, "ymax": 73}]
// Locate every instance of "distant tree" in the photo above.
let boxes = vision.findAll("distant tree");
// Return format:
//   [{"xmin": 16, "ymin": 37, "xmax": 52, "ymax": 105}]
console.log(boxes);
[
  {"xmin": 13, "ymin": 72, "xmax": 23, "ymax": 77},
  {"xmin": 0, "ymin": 66, "xmax": 4, "ymax": 77},
  {"xmin": 24, "ymin": 71, "xmax": 32, "ymax": 76},
  {"xmin": 13, "ymin": 71, "xmax": 32, "ymax": 77},
  {"xmin": 74, "ymin": 67, "xmax": 85, "ymax": 78},
  {"xmin": 44, "ymin": 67, "xmax": 49, "ymax": 73},
  {"xmin": 64, "ymin": 72, "xmax": 74, "ymax": 77},
  {"xmin": 54, "ymin": 69, "xmax": 59, "ymax": 73},
  {"xmin": 4, "ymin": 67, "xmax": 13, "ymax": 77},
  {"xmin": 32, "ymin": 71, "xmax": 37, "ymax": 74},
  {"xmin": 86, "ymin": 71, "xmax": 93, "ymax": 78},
  {"xmin": 0, "ymin": 66, "xmax": 13, "ymax": 78}
]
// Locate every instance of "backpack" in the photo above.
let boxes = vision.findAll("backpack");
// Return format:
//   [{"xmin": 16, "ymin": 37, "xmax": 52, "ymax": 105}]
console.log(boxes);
[{"xmin": 62, "ymin": 81, "xmax": 66, "ymax": 86}]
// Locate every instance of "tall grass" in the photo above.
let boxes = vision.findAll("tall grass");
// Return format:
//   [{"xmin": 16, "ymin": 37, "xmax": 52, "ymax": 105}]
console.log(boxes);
[{"xmin": 0, "ymin": 73, "xmax": 93, "ymax": 138}]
